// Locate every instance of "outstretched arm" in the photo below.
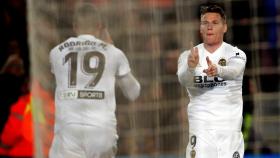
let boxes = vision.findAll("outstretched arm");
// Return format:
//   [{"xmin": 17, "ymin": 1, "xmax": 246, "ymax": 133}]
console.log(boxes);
[
  {"xmin": 100, "ymin": 27, "xmax": 113, "ymax": 44},
  {"xmin": 217, "ymin": 56, "xmax": 246, "ymax": 80},
  {"xmin": 117, "ymin": 72, "xmax": 141, "ymax": 101},
  {"xmin": 203, "ymin": 53, "xmax": 246, "ymax": 80}
]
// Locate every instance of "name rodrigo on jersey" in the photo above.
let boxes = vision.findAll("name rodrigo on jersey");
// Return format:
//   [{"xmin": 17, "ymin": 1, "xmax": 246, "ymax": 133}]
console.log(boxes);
[{"xmin": 59, "ymin": 40, "xmax": 107, "ymax": 52}]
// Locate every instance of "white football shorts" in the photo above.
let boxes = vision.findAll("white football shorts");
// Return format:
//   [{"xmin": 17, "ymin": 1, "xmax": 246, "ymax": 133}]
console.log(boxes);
[
  {"xmin": 49, "ymin": 124, "xmax": 118, "ymax": 158},
  {"xmin": 186, "ymin": 129, "xmax": 244, "ymax": 158}
]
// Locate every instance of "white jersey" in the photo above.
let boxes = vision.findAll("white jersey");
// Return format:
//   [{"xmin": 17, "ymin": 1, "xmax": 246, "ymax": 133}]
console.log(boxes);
[
  {"xmin": 50, "ymin": 34, "xmax": 130, "ymax": 132},
  {"xmin": 177, "ymin": 42, "xmax": 246, "ymax": 131}
]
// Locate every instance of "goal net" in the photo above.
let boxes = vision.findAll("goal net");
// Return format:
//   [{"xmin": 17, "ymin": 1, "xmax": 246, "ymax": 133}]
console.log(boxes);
[{"xmin": 27, "ymin": 0, "xmax": 280, "ymax": 157}]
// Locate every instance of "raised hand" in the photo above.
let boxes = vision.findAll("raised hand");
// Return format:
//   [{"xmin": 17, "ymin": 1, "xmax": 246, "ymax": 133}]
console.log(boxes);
[
  {"xmin": 188, "ymin": 44, "xmax": 199, "ymax": 69},
  {"xmin": 203, "ymin": 56, "xmax": 218, "ymax": 77},
  {"xmin": 100, "ymin": 27, "xmax": 113, "ymax": 44}
]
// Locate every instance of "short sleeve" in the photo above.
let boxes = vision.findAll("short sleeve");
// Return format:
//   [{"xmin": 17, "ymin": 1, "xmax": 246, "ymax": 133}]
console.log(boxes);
[{"xmin": 116, "ymin": 51, "xmax": 131, "ymax": 77}]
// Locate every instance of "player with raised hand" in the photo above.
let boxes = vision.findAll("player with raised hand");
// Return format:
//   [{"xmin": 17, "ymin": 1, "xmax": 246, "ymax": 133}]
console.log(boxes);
[
  {"xmin": 177, "ymin": 1, "xmax": 246, "ymax": 158},
  {"xmin": 49, "ymin": 2, "xmax": 140, "ymax": 158}
]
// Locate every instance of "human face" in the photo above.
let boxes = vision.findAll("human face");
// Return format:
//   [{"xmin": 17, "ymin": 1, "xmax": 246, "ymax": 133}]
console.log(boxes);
[{"xmin": 200, "ymin": 12, "xmax": 227, "ymax": 47}]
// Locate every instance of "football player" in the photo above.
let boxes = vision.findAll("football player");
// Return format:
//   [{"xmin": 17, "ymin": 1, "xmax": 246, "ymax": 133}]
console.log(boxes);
[
  {"xmin": 177, "ymin": 2, "xmax": 246, "ymax": 158},
  {"xmin": 49, "ymin": 2, "xmax": 140, "ymax": 158}
]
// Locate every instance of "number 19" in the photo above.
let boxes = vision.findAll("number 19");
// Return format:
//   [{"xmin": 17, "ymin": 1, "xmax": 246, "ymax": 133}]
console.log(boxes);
[{"xmin": 63, "ymin": 51, "xmax": 105, "ymax": 88}]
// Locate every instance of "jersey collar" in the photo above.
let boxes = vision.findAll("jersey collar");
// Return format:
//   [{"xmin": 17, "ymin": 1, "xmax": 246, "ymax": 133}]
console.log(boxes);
[{"xmin": 78, "ymin": 34, "xmax": 96, "ymax": 40}]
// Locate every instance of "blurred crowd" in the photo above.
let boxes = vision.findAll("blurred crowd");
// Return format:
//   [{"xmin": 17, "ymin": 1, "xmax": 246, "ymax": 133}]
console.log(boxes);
[{"xmin": 0, "ymin": 0, "xmax": 31, "ymax": 157}]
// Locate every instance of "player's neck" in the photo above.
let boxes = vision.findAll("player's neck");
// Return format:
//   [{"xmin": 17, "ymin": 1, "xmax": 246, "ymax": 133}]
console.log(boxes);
[
  {"xmin": 76, "ymin": 29, "xmax": 99, "ymax": 38},
  {"xmin": 203, "ymin": 42, "xmax": 223, "ymax": 53}
]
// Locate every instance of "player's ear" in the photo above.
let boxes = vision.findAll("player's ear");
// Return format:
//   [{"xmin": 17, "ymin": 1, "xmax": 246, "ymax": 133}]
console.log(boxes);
[{"xmin": 223, "ymin": 23, "xmax": 227, "ymax": 33}]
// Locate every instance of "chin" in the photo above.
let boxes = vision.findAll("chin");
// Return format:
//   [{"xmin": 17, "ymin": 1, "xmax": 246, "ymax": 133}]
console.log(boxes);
[{"xmin": 204, "ymin": 39, "xmax": 215, "ymax": 45}]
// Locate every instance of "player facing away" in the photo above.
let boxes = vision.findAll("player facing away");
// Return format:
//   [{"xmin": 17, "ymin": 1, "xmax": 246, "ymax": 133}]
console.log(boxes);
[
  {"xmin": 177, "ymin": 2, "xmax": 246, "ymax": 158},
  {"xmin": 49, "ymin": 2, "xmax": 140, "ymax": 158}
]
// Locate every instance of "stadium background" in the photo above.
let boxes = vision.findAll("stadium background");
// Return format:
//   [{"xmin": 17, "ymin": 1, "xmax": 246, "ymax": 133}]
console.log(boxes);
[{"xmin": 0, "ymin": 0, "xmax": 279, "ymax": 158}]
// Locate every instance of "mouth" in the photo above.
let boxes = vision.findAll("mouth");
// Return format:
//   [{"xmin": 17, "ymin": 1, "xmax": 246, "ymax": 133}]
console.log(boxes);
[{"xmin": 206, "ymin": 33, "xmax": 214, "ymax": 36}]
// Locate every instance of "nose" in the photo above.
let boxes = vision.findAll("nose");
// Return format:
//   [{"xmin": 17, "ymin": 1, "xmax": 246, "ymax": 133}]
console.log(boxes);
[{"xmin": 207, "ymin": 23, "xmax": 214, "ymax": 29}]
